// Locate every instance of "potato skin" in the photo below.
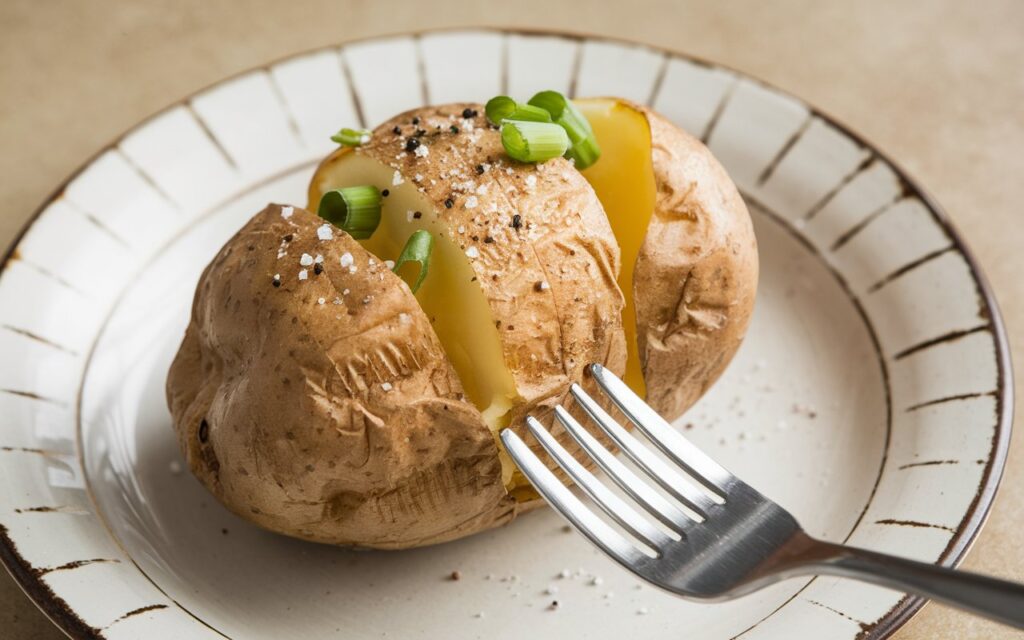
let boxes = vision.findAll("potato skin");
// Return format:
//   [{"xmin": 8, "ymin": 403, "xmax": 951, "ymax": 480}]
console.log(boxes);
[
  {"xmin": 167, "ymin": 204, "xmax": 514, "ymax": 549},
  {"xmin": 310, "ymin": 104, "xmax": 628, "ymax": 487},
  {"xmin": 635, "ymin": 105, "xmax": 759, "ymax": 420}
]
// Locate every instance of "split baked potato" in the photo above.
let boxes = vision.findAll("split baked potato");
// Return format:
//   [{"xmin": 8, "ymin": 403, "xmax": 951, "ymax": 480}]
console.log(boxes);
[{"xmin": 167, "ymin": 98, "xmax": 756, "ymax": 549}]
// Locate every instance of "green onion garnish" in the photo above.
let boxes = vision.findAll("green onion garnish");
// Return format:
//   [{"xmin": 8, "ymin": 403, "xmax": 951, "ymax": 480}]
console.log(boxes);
[
  {"xmin": 527, "ymin": 90, "xmax": 602, "ymax": 169},
  {"xmin": 485, "ymin": 96, "xmax": 552, "ymax": 124},
  {"xmin": 393, "ymin": 230, "xmax": 434, "ymax": 293},
  {"xmin": 317, "ymin": 186, "xmax": 382, "ymax": 239},
  {"xmin": 500, "ymin": 120, "xmax": 570, "ymax": 163},
  {"xmin": 330, "ymin": 127, "xmax": 372, "ymax": 147}
]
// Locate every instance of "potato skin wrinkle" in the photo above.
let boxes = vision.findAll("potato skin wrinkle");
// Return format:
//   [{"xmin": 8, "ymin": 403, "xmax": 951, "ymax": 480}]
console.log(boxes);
[{"xmin": 634, "ymin": 106, "xmax": 758, "ymax": 421}]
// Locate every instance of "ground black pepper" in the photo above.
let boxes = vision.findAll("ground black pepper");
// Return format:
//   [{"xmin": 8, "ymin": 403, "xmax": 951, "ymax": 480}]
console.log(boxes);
[
  {"xmin": 449, "ymin": 125, "xmax": 459, "ymax": 134},
  {"xmin": 444, "ymin": 198, "xmax": 454, "ymax": 209},
  {"xmin": 392, "ymin": 126, "xmax": 401, "ymax": 135},
  {"xmin": 462, "ymin": 108, "xmax": 478, "ymax": 119},
  {"xmin": 512, "ymin": 214, "xmax": 522, "ymax": 229},
  {"xmin": 404, "ymin": 138, "xmax": 420, "ymax": 152},
  {"xmin": 381, "ymin": 189, "xmax": 390, "ymax": 197}
]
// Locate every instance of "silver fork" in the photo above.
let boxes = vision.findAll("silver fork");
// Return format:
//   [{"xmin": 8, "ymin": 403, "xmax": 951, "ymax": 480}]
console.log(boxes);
[{"xmin": 500, "ymin": 364, "xmax": 1024, "ymax": 629}]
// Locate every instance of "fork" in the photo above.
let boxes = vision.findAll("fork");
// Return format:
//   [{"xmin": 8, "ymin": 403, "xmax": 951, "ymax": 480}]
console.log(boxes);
[{"xmin": 500, "ymin": 364, "xmax": 1024, "ymax": 629}]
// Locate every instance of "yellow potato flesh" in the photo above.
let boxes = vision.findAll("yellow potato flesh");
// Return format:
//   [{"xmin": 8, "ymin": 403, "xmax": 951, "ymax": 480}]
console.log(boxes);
[
  {"xmin": 575, "ymin": 99, "xmax": 657, "ymax": 397},
  {"xmin": 310, "ymin": 154, "xmax": 519, "ymax": 481}
]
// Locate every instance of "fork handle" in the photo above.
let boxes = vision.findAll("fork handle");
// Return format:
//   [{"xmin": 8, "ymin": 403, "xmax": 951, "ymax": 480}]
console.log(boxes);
[{"xmin": 811, "ymin": 540, "xmax": 1024, "ymax": 629}]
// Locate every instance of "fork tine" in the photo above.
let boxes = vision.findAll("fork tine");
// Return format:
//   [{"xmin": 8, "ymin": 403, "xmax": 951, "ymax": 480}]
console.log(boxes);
[
  {"xmin": 526, "ymin": 417, "xmax": 674, "ymax": 549},
  {"xmin": 570, "ymin": 383, "xmax": 721, "ymax": 512},
  {"xmin": 500, "ymin": 429, "xmax": 647, "ymax": 565},
  {"xmin": 554, "ymin": 405, "xmax": 699, "ymax": 532},
  {"xmin": 589, "ymin": 364, "xmax": 734, "ymax": 493}
]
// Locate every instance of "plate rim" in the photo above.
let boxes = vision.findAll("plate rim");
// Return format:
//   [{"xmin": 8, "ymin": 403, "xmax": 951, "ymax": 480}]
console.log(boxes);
[{"xmin": 0, "ymin": 26, "xmax": 1013, "ymax": 640}]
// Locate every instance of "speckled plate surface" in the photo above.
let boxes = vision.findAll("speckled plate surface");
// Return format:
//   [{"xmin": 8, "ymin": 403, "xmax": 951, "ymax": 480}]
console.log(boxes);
[{"xmin": 0, "ymin": 29, "xmax": 1012, "ymax": 640}]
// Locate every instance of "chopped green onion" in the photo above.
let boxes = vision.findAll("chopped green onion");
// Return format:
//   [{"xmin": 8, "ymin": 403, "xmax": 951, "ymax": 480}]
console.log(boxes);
[
  {"xmin": 317, "ymin": 186, "xmax": 382, "ymax": 239},
  {"xmin": 527, "ymin": 90, "xmax": 602, "ymax": 169},
  {"xmin": 393, "ymin": 230, "xmax": 434, "ymax": 293},
  {"xmin": 485, "ymin": 96, "xmax": 552, "ymax": 124},
  {"xmin": 330, "ymin": 127, "xmax": 372, "ymax": 147},
  {"xmin": 500, "ymin": 120, "xmax": 570, "ymax": 163}
]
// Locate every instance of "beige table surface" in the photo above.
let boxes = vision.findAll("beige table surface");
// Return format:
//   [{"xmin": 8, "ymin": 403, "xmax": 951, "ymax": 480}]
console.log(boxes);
[{"xmin": 1, "ymin": 1, "xmax": 1022, "ymax": 638}]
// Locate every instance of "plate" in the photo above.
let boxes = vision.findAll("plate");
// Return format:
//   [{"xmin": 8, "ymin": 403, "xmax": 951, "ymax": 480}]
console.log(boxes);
[{"xmin": 0, "ymin": 29, "xmax": 1011, "ymax": 640}]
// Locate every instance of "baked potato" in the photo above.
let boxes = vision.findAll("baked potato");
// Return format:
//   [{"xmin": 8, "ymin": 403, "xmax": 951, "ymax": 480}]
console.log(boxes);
[{"xmin": 167, "ymin": 98, "xmax": 756, "ymax": 549}]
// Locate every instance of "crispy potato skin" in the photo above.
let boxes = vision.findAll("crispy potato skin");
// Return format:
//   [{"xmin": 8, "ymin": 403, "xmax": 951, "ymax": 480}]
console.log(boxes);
[
  {"xmin": 634, "ymin": 104, "xmax": 759, "ymax": 420},
  {"xmin": 167, "ymin": 205, "xmax": 514, "ymax": 549},
  {"xmin": 310, "ymin": 104, "xmax": 628, "ymax": 484}
]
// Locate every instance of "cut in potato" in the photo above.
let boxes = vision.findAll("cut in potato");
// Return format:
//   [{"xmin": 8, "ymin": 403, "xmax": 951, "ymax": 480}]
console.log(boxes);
[
  {"xmin": 575, "ymin": 98, "xmax": 758, "ymax": 421},
  {"xmin": 310, "ymin": 152, "xmax": 519, "ymax": 432}
]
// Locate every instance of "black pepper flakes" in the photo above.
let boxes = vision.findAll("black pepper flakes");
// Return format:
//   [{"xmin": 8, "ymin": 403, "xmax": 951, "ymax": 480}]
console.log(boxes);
[
  {"xmin": 392, "ymin": 126, "xmax": 402, "ymax": 135},
  {"xmin": 449, "ymin": 125, "xmax": 459, "ymax": 134},
  {"xmin": 283, "ymin": 234, "xmax": 293, "ymax": 242},
  {"xmin": 484, "ymin": 236, "xmax": 494, "ymax": 243},
  {"xmin": 412, "ymin": 116, "xmax": 420, "ymax": 125},
  {"xmin": 511, "ymin": 214, "xmax": 523, "ymax": 229},
  {"xmin": 471, "ymin": 235, "xmax": 479, "ymax": 242},
  {"xmin": 413, "ymin": 211, "xmax": 423, "ymax": 219},
  {"xmin": 313, "ymin": 263, "xmax": 324, "ymax": 275},
  {"xmin": 404, "ymin": 138, "xmax": 421, "ymax": 152},
  {"xmin": 415, "ymin": 129, "xmax": 426, "ymax": 138},
  {"xmin": 272, "ymin": 276, "xmax": 281, "ymax": 288},
  {"xmin": 462, "ymin": 108, "xmax": 478, "ymax": 119},
  {"xmin": 444, "ymin": 198, "xmax": 454, "ymax": 209},
  {"xmin": 475, "ymin": 164, "xmax": 485, "ymax": 175},
  {"xmin": 381, "ymin": 189, "xmax": 390, "ymax": 197}
]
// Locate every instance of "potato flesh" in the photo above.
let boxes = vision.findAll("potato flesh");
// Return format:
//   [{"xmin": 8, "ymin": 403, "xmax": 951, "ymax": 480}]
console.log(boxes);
[
  {"xmin": 576, "ymin": 99, "xmax": 657, "ymax": 396},
  {"xmin": 313, "ymin": 153, "xmax": 519, "ymax": 437}
]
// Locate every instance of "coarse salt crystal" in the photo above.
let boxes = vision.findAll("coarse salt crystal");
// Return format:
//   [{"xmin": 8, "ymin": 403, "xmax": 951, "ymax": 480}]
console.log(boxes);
[
  {"xmin": 399, "ymin": 313, "xmax": 412, "ymax": 324},
  {"xmin": 538, "ymin": 280, "xmax": 550, "ymax": 291},
  {"xmin": 525, "ymin": 175, "xmax": 537, "ymax": 188},
  {"xmin": 381, "ymin": 382, "xmax": 393, "ymax": 391},
  {"xmin": 333, "ymin": 297, "xmax": 342, "ymax": 305},
  {"xmin": 465, "ymin": 196, "xmax": 479, "ymax": 209},
  {"xmin": 414, "ymin": 173, "xmax": 423, "ymax": 182},
  {"xmin": 457, "ymin": 225, "xmax": 466, "ymax": 234},
  {"xmin": 392, "ymin": 170, "xmax": 405, "ymax": 186},
  {"xmin": 406, "ymin": 210, "xmax": 415, "ymax": 222},
  {"xmin": 298, "ymin": 269, "xmax": 308, "ymax": 280},
  {"xmin": 465, "ymin": 246, "xmax": 480, "ymax": 259},
  {"xmin": 349, "ymin": 266, "xmax": 358, "ymax": 273},
  {"xmin": 314, "ymin": 254, "xmax": 324, "ymax": 263},
  {"xmin": 317, "ymin": 297, "xmax": 326, "ymax": 305},
  {"xmin": 476, "ymin": 183, "xmax": 488, "ymax": 195},
  {"xmin": 299, "ymin": 253, "xmax": 314, "ymax": 266},
  {"xmin": 414, "ymin": 144, "xmax": 429, "ymax": 158},
  {"xmin": 280, "ymin": 206, "xmax": 294, "ymax": 219},
  {"xmin": 505, "ymin": 167, "xmax": 514, "ymax": 174},
  {"xmin": 340, "ymin": 252, "xmax": 354, "ymax": 267},
  {"xmin": 317, "ymin": 224, "xmax": 333, "ymax": 240},
  {"xmin": 342, "ymin": 288, "xmax": 350, "ymax": 295}
]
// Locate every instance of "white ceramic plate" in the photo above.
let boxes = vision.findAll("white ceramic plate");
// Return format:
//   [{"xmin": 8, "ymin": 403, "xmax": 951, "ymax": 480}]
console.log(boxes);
[{"xmin": 0, "ymin": 29, "xmax": 1012, "ymax": 640}]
